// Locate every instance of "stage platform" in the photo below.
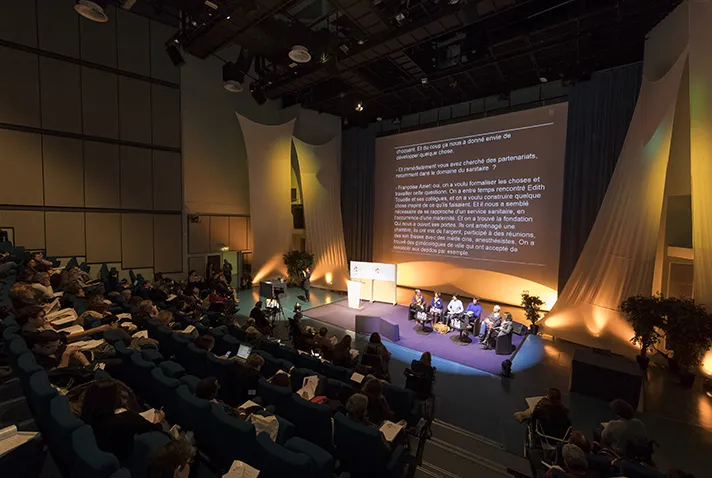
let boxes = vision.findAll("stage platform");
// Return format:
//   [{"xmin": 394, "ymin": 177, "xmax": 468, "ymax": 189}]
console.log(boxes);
[{"xmin": 304, "ymin": 300, "xmax": 527, "ymax": 376}]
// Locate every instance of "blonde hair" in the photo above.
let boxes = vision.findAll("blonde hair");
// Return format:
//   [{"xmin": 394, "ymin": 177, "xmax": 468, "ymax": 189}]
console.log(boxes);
[{"xmin": 157, "ymin": 310, "xmax": 173, "ymax": 326}]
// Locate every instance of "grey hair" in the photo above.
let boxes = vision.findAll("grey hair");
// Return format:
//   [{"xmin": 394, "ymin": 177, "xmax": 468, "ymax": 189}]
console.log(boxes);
[
  {"xmin": 562, "ymin": 444, "xmax": 588, "ymax": 471},
  {"xmin": 346, "ymin": 393, "xmax": 368, "ymax": 417}
]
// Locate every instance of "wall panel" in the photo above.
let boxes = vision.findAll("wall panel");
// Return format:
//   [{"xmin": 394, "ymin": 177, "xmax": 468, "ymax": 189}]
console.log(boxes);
[
  {"xmin": 117, "ymin": 9, "xmax": 150, "ymax": 76},
  {"xmin": 122, "ymin": 214, "xmax": 153, "ymax": 268},
  {"xmin": 188, "ymin": 256, "xmax": 205, "ymax": 276},
  {"xmin": 43, "ymin": 136, "xmax": 84, "ymax": 207},
  {"xmin": 152, "ymin": 151, "xmax": 182, "ymax": 211},
  {"xmin": 82, "ymin": 68, "xmax": 119, "ymax": 139},
  {"xmin": 154, "ymin": 214, "xmax": 182, "ymax": 272},
  {"xmin": 119, "ymin": 77, "xmax": 152, "ymax": 144},
  {"xmin": 0, "ymin": 210, "xmax": 45, "ymax": 250},
  {"xmin": 86, "ymin": 213, "xmax": 121, "ymax": 263},
  {"xmin": 120, "ymin": 146, "xmax": 153, "ymax": 209},
  {"xmin": 189, "ymin": 218, "xmax": 210, "ymax": 254},
  {"xmin": 0, "ymin": 130, "xmax": 43, "ymax": 206},
  {"xmin": 149, "ymin": 21, "xmax": 179, "ymax": 83},
  {"xmin": 209, "ymin": 216, "xmax": 229, "ymax": 253},
  {"xmin": 151, "ymin": 85, "xmax": 181, "ymax": 148},
  {"xmin": 80, "ymin": 7, "xmax": 117, "ymax": 67},
  {"xmin": 84, "ymin": 141, "xmax": 120, "ymax": 208},
  {"xmin": 0, "ymin": 47, "xmax": 40, "ymax": 128},
  {"xmin": 229, "ymin": 217, "xmax": 248, "ymax": 251},
  {"xmin": 45, "ymin": 211, "xmax": 86, "ymax": 257},
  {"xmin": 37, "ymin": 0, "xmax": 79, "ymax": 58},
  {"xmin": 40, "ymin": 58, "xmax": 82, "ymax": 133},
  {"xmin": 0, "ymin": 0, "xmax": 37, "ymax": 47}
]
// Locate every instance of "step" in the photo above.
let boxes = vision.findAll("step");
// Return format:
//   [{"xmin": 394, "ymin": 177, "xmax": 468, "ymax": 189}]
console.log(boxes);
[
  {"xmin": 431, "ymin": 420, "xmax": 532, "ymax": 477},
  {"xmin": 422, "ymin": 439, "xmax": 511, "ymax": 478}
]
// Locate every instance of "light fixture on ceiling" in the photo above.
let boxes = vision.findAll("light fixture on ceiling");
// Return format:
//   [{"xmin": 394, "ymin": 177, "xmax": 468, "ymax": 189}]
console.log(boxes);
[
  {"xmin": 395, "ymin": 13, "xmax": 406, "ymax": 24},
  {"xmin": 421, "ymin": 77, "xmax": 428, "ymax": 85},
  {"xmin": 226, "ymin": 15, "xmax": 231, "ymax": 19},
  {"xmin": 376, "ymin": 116, "xmax": 383, "ymax": 122},
  {"xmin": 355, "ymin": 102, "xmax": 364, "ymax": 112},
  {"xmin": 392, "ymin": 117, "xmax": 401, "ymax": 125},
  {"xmin": 448, "ymin": 0, "xmax": 460, "ymax": 4},
  {"xmin": 165, "ymin": 43, "xmax": 185, "ymax": 67},
  {"xmin": 288, "ymin": 45, "xmax": 312, "ymax": 63},
  {"xmin": 539, "ymin": 76, "xmax": 548, "ymax": 83},
  {"xmin": 250, "ymin": 83, "xmax": 267, "ymax": 105},
  {"xmin": 222, "ymin": 62, "xmax": 243, "ymax": 93},
  {"xmin": 357, "ymin": 39, "xmax": 366, "ymax": 45},
  {"xmin": 74, "ymin": 0, "xmax": 109, "ymax": 23}
]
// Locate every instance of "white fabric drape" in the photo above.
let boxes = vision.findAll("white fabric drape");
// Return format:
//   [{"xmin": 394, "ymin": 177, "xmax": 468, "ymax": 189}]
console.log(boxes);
[
  {"xmin": 293, "ymin": 137, "xmax": 349, "ymax": 291},
  {"xmin": 543, "ymin": 50, "xmax": 688, "ymax": 354},
  {"xmin": 237, "ymin": 114, "xmax": 296, "ymax": 282}
]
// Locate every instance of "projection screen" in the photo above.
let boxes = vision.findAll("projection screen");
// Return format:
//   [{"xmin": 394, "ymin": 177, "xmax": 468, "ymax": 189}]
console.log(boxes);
[{"xmin": 373, "ymin": 103, "xmax": 569, "ymax": 306}]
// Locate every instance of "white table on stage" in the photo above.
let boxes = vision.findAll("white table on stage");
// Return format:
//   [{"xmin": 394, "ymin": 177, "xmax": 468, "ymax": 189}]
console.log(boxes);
[{"xmin": 347, "ymin": 280, "xmax": 362, "ymax": 309}]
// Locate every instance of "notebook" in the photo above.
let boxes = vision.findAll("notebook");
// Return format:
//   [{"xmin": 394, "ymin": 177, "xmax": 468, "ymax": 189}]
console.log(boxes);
[
  {"xmin": 351, "ymin": 372, "xmax": 365, "ymax": 384},
  {"xmin": 72, "ymin": 339, "xmax": 105, "ymax": 351},
  {"xmin": 178, "ymin": 325, "xmax": 196, "ymax": 335},
  {"xmin": 139, "ymin": 408, "xmax": 159, "ymax": 423},
  {"xmin": 297, "ymin": 375, "xmax": 319, "ymax": 401},
  {"xmin": 167, "ymin": 294, "xmax": 177, "ymax": 302},
  {"xmin": 223, "ymin": 460, "xmax": 260, "ymax": 478},
  {"xmin": 526, "ymin": 396, "xmax": 544, "ymax": 411},
  {"xmin": 0, "ymin": 425, "xmax": 39, "ymax": 458},
  {"xmin": 379, "ymin": 421, "xmax": 404, "ymax": 442},
  {"xmin": 60, "ymin": 325, "xmax": 84, "ymax": 335},
  {"xmin": 132, "ymin": 331, "xmax": 149, "ymax": 339}
]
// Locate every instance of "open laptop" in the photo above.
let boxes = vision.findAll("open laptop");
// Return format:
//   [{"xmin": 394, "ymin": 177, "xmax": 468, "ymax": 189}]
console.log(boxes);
[{"xmin": 235, "ymin": 343, "xmax": 252, "ymax": 363}]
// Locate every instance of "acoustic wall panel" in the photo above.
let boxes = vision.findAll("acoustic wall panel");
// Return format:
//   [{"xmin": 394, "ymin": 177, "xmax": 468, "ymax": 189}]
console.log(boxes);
[
  {"xmin": 152, "ymin": 151, "xmax": 182, "ymax": 211},
  {"xmin": 120, "ymin": 146, "xmax": 153, "ymax": 210},
  {"xmin": 0, "ymin": 130, "xmax": 43, "ymax": 206},
  {"xmin": 84, "ymin": 141, "xmax": 120, "ymax": 208},
  {"xmin": 149, "ymin": 21, "xmax": 179, "ymax": 83},
  {"xmin": 119, "ymin": 77, "xmax": 152, "ymax": 144},
  {"xmin": 117, "ymin": 9, "xmax": 150, "ymax": 76},
  {"xmin": 40, "ymin": 58, "xmax": 82, "ymax": 134},
  {"xmin": 151, "ymin": 85, "xmax": 181, "ymax": 148},
  {"xmin": 0, "ymin": 47, "xmax": 40, "ymax": 128},
  {"xmin": 0, "ymin": 210, "xmax": 45, "ymax": 250},
  {"xmin": 188, "ymin": 218, "xmax": 209, "ymax": 254},
  {"xmin": 37, "ymin": 0, "xmax": 79, "ymax": 58},
  {"xmin": 85, "ymin": 213, "xmax": 121, "ymax": 263},
  {"xmin": 209, "ymin": 216, "xmax": 229, "ymax": 253},
  {"xmin": 188, "ymin": 256, "xmax": 205, "ymax": 277},
  {"xmin": 0, "ymin": 0, "xmax": 37, "ymax": 47},
  {"xmin": 154, "ymin": 214, "xmax": 182, "ymax": 272},
  {"xmin": 80, "ymin": 7, "xmax": 117, "ymax": 68},
  {"xmin": 122, "ymin": 214, "xmax": 154, "ymax": 269},
  {"xmin": 43, "ymin": 136, "xmax": 84, "ymax": 207},
  {"xmin": 82, "ymin": 67, "xmax": 119, "ymax": 139},
  {"xmin": 229, "ymin": 217, "xmax": 248, "ymax": 251},
  {"xmin": 45, "ymin": 212, "xmax": 86, "ymax": 257}
]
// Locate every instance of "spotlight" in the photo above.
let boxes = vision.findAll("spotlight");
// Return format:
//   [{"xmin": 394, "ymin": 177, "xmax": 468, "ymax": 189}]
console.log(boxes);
[
  {"xmin": 288, "ymin": 45, "xmax": 311, "ymax": 63},
  {"xmin": 355, "ymin": 102, "xmax": 364, "ymax": 112},
  {"xmin": 222, "ymin": 62, "xmax": 244, "ymax": 93},
  {"xmin": 448, "ymin": 0, "xmax": 460, "ymax": 4},
  {"xmin": 165, "ymin": 43, "xmax": 185, "ymax": 67},
  {"xmin": 250, "ymin": 84, "xmax": 267, "ymax": 105},
  {"xmin": 539, "ymin": 76, "xmax": 548, "ymax": 83},
  {"xmin": 392, "ymin": 117, "xmax": 401, "ymax": 125},
  {"xmin": 74, "ymin": 0, "xmax": 109, "ymax": 23},
  {"xmin": 421, "ymin": 77, "xmax": 428, "ymax": 85},
  {"xmin": 395, "ymin": 12, "xmax": 406, "ymax": 25},
  {"xmin": 376, "ymin": 116, "xmax": 383, "ymax": 122}
]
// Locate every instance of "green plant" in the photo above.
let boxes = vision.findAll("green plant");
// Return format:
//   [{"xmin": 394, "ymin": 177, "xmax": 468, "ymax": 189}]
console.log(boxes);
[
  {"xmin": 521, "ymin": 291, "xmax": 544, "ymax": 325},
  {"xmin": 664, "ymin": 297, "xmax": 712, "ymax": 372},
  {"xmin": 619, "ymin": 294, "xmax": 666, "ymax": 359},
  {"xmin": 282, "ymin": 250, "xmax": 315, "ymax": 285}
]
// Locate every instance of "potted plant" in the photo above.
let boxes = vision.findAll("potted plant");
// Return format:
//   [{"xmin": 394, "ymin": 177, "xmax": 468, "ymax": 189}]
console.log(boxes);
[
  {"xmin": 619, "ymin": 294, "xmax": 665, "ymax": 369},
  {"xmin": 664, "ymin": 297, "xmax": 712, "ymax": 388},
  {"xmin": 521, "ymin": 291, "xmax": 544, "ymax": 335},
  {"xmin": 282, "ymin": 250, "xmax": 315, "ymax": 286}
]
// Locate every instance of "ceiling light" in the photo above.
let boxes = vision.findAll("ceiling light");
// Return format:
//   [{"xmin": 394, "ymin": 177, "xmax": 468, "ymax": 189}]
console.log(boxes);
[
  {"xmin": 395, "ymin": 13, "xmax": 406, "ymax": 24},
  {"xmin": 357, "ymin": 39, "xmax": 365, "ymax": 45},
  {"xmin": 539, "ymin": 76, "xmax": 548, "ymax": 83},
  {"xmin": 74, "ymin": 0, "xmax": 109, "ymax": 23},
  {"xmin": 392, "ymin": 117, "xmax": 401, "ymax": 125},
  {"xmin": 289, "ymin": 45, "xmax": 311, "ymax": 63},
  {"xmin": 355, "ymin": 102, "xmax": 364, "ymax": 112},
  {"xmin": 227, "ymin": 15, "xmax": 231, "ymax": 19},
  {"xmin": 165, "ymin": 44, "xmax": 185, "ymax": 67},
  {"xmin": 421, "ymin": 77, "xmax": 428, "ymax": 85},
  {"xmin": 448, "ymin": 0, "xmax": 460, "ymax": 4},
  {"xmin": 223, "ymin": 62, "xmax": 244, "ymax": 93},
  {"xmin": 376, "ymin": 117, "xmax": 383, "ymax": 122}
]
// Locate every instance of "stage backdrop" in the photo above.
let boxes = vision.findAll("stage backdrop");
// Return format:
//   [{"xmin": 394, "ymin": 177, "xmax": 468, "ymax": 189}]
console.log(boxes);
[
  {"xmin": 293, "ymin": 136, "xmax": 349, "ymax": 291},
  {"xmin": 236, "ymin": 114, "xmax": 295, "ymax": 281}
]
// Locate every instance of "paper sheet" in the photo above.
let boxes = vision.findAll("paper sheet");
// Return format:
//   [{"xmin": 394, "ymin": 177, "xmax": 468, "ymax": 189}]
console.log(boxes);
[
  {"xmin": 72, "ymin": 339, "xmax": 105, "ymax": 351},
  {"xmin": 350, "ymin": 349, "xmax": 359, "ymax": 359},
  {"xmin": 223, "ymin": 460, "xmax": 260, "ymax": 478},
  {"xmin": 239, "ymin": 400, "xmax": 261, "ymax": 410},
  {"xmin": 52, "ymin": 315, "xmax": 77, "ymax": 326},
  {"xmin": 351, "ymin": 372, "xmax": 365, "ymax": 384},
  {"xmin": 167, "ymin": 294, "xmax": 177, "ymax": 302},
  {"xmin": 526, "ymin": 396, "xmax": 544, "ymax": 411},
  {"xmin": 116, "ymin": 313, "xmax": 132, "ymax": 321},
  {"xmin": 297, "ymin": 375, "xmax": 319, "ymax": 401},
  {"xmin": 139, "ymin": 408, "xmax": 157, "ymax": 423},
  {"xmin": 379, "ymin": 420, "xmax": 404, "ymax": 442},
  {"xmin": 132, "ymin": 330, "xmax": 148, "ymax": 339},
  {"xmin": 52, "ymin": 291, "xmax": 64, "ymax": 298},
  {"xmin": 60, "ymin": 325, "xmax": 84, "ymax": 335},
  {"xmin": 0, "ymin": 429, "xmax": 38, "ymax": 458},
  {"xmin": 179, "ymin": 325, "xmax": 196, "ymax": 334}
]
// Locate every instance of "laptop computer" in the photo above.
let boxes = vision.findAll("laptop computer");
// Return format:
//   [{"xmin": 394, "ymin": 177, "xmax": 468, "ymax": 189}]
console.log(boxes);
[{"xmin": 235, "ymin": 343, "xmax": 252, "ymax": 362}]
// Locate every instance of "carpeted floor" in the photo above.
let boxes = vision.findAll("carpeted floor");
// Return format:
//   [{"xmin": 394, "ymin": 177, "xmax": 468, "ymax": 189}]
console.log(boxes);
[{"xmin": 305, "ymin": 299, "xmax": 526, "ymax": 375}]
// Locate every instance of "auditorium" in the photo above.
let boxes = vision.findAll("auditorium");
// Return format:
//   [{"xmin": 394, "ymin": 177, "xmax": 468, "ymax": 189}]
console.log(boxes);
[{"xmin": 0, "ymin": 1, "xmax": 709, "ymax": 478}]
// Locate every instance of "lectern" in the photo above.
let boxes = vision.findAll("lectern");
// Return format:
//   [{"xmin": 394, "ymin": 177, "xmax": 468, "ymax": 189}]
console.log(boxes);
[{"xmin": 347, "ymin": 280, "xmax": 362, "ymax": 309}]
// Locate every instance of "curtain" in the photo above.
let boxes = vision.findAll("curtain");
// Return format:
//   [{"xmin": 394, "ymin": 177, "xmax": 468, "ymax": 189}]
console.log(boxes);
[
  {"xmin": 543, "ymin": 50, "xmax": 688, "ymax": 354},
  {"xmin": 236, "ymin": 114, "xmax": 296, "ymax": 282},
  {"xmin": 341, "ymin": 127, "xmax": 375, "ymax": 262},
  {"xmin": 558, "ymin": 63, "xmax": 643, "ymax": 293},
  {"xmin": 294, "ymin": 137, "xmax": 349, "ymax": 291}
]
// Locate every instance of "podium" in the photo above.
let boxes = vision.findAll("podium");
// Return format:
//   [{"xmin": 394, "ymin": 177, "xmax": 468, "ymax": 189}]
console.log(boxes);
[
  {"xmin": 347, "ymin": 280, "xmax": 362, "ymax": 309},
  {"xmin": 349, "ymin": 261, "xmax": 397, "ymax": 305}
]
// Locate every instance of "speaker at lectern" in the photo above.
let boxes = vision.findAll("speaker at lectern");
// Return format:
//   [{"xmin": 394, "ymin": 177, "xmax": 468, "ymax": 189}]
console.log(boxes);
[{"xmin": 347, "ymin": 280, "xmax": 362, "ymax": 309}]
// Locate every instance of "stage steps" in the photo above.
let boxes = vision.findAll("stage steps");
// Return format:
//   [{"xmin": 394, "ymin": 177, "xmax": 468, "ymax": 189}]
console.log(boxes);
[{"xmin": 416, "ymin": 419, "xmax": 532, "ymax": 478}]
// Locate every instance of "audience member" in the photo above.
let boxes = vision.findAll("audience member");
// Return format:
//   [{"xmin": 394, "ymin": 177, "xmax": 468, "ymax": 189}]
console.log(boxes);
[
  {"xmin": 514, "ymin": 388, "xmax": 571, "ymax": 439},
  {"xmin": 25, "ymin": 330, "xmax": 88, "ymax": 370},
  {"xmin": 80, "ymin": 379, "xmax": 163, "ymax": 461},
  {"xmin": 362, "ymin": 332, "xmax": 391, "ymax": 375},
  {"xmin": 147, "ymin": 439, "xmax": 195, "ymax": 478},
  {"xmin": 345, "ymin": 393, "xmax": 372, "ymax": 426},
  {"xmin": 411, "ymin": 351, "xmax": 436, "ymax": 384},
  {"xmin": 237, "ymin": 353, "xmax": 264, "ymax": 402},
  {"xmin": 362, "ymin": 378, "xmax": 394, "ymax": 424},
  {"xmin": 0, "ymin": 251, "xmax": 17, "ymax": 278},
  {"xmin": 195, "ymin": 376, "xmax": 220, "ymax": 401},
  {"xmin": 545, "ymin": 444, "xmax": 589, "ymax": 478},
  {"xmin": 601, "ymin": 399, "xmax": 648, "ymax": 457},
  {"xmin": 194, "ymin": 335, "xmax": 215, "ymax": 352},
  {"xmin": 249, "ymin": 301, "xmax": 271, "ymax": 334},
  {"xmin": 332, "ymin": 334, "xmax": 356, "ymax": 368}
]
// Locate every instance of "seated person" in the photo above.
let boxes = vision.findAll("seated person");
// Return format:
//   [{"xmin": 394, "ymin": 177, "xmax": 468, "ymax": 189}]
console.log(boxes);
[
  {"xmin": 80, "ymin": 379, "xmax": 163, "ymax": 462},
  {"xmin": 270, "ymin": 372, "xmax": 291, "ymax": 388},
  {"xmin": 600, "ymin": 399, "xmax": 648, "ymax": 457},
  {"xmin": 146, "ymin": 439, "xmax": 195, "ymax": 478},
  {"xmin": 429, "ymin": 292, "xmax": 443, "ymax": 321},
  {"xmin": 313, "ymin": 327, "xmax": 335, "ymax": 359},
  {"xmin": 515, "ymin": 388, "xmax": 571, "ymax": 439},
  {"xmin": 333, "ymin": 335, "xmax": 356, "ymax": 368},
  {"xmin": 194, "ymin": 334, "xmax": 215, "ymax": 352},
  {"xmin": 249, "ymin": 301, "xmax": 271, "ymax": 335},
  {"xmin": 483, "ymin": 312, "xmax": 513, "ymax": 349},
  {"xmin": 134, "ymin": 300, "xmax": 158, "ymax": 328},
  {"xmin": 77, "ymin": 297, "xmax": 118, "ymax": 328},
  {"xmin": 545, "ymin": 444, "xmax": 590, "ymax": 478},
  {"xmin": 345, "ymin": 393, "xmax": 374, "ymax": 427},
  {"xmin": 555, "ymin": 431, "xmax": 592, "ymax": 467},
  {"xmin": 242, "ymin": 318, "xmax": 265, "ymax": 345},
  {"xmin": 409, "ymin": 289, "xmax": 426, "ymax": 320},
  {"xmin": 465, "ymin": 297, "xmax": 482, "ymax": 330},
  {"xmin": 60, "ymin": 281, "xmax": 85, "ymax": 309},
  {"xmin": 25, "ymin": 330, "xmax": 89, "ymax": 370},
  {"xmin": 411, "ymin": 351, "xmax": 436, "ymax": 384},
  {"xmin": 19, "ymin": 304, "xmax": 109, "ymax": 343},
  {"xmin": 0, "ymin": 251, "xmax": 18, "ymax": 278},
  {"xmin": 362, "ymin": 378, "xmax": 394, "ymax": 424},
  {"xmin": 445, "ymin": 294, "xmax": 464, "ymax": 325},
  {"xmin": 237, "ymin": 353, "xmax": 265, "ymax": 402},
  {"xmin": 10, "ymin": 283, "xmax": 45, "ymax": 311},
  {"xmin": 479, "ymin": 305, "xmax": 502, "ymax": 343},
  {"xmin": 208, "ymin": 288, "xmax": 227, "ymax": 304},
  {"xmin": 31, "ymin": 272, "xmax": 54, "ymax": 300}
]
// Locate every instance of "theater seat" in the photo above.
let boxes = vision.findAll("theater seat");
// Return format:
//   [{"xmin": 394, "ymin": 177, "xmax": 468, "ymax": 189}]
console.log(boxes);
[
  {"xmin": 47, "ymin": 395, "xmax": 84, "ymax": 476},
  {"xmin": 295, "ymin": 354, "xmax": 323, "ymax": 374},
  {"xmin": 382, "ymin": 382, "xmax": 419, "ymax": 425},
  {"xmin": 256, "ymin": 432, "xmax": 313, "ymax": 478},
  {"xmin": 128, "ymin": 432, "xmax": 171, "ymax": 478},
  {"xmin": 175, "ymin": 385, "xmax": 211, "ymax": 433},
  {"xmin": 198, "ymin": 403, "xmax": 257, "ymax": 472},
  {"xmin": 153, "ymin": 325, "xmax": 175, "ymax": 357},
  {"xmin": 257, "ymin": 378, "xmax": 292, "ymax": 415},
  {"xmin": 287, "ymin": 395, "xmax": 333, "ymax": 452},
  {"xmin": 290, "ymin": 368, "xmax": 323, "ymax": 393},
  {"xmin": 179, "ymin": 375, "xmax": 200, "ymax": 393},
  {"xmin": 71, "ymin": 425, "xmax": 120, "ymax": 478},
  {"xmin": 16, "ymin": 353, "xmax": 42, "ymax": 399},
  {"xmin": 321, "ymin": 362, "xmax": 352, "ymax": 383},
  {"xmin": 150, "ymin": 368, "xmax": 181, "ymax": 420},
  {"xmin": 28, "ymin": 371, "xmax": 59, "ymax": 427},
  {"xmin": 140, "ymin": 348, "xmax": 164, "ymax": 364},
  {"xmin": 128, "ymin": 353, "xmax": 156, "ymax": 402},
  {"xmin": 285, "ymin": 436, "xmax": 334, "ymax": 478},
  {"xmin": 159, "ymin": 360, "xmax": 186, "ymax": 379},
  {"xmin": 206, "ymin": 353, "xmax": 241, "ymax": 406}
]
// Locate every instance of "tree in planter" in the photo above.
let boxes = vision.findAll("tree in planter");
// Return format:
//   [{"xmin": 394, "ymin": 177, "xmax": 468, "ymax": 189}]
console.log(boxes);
[
  {"xmin": 521, "ymin": 291, "xmax": 544, "ymax": 334},
  {"xmin": 282, "ymin": 251, "xmax": 315, "ymax": 286},
  {"xmin": 619, "ymin": 294, "xmax": 666, "ymax": 369},
  {"xmin": 664, "ymin": 297, "xmax": 712, "ymax": 387}
]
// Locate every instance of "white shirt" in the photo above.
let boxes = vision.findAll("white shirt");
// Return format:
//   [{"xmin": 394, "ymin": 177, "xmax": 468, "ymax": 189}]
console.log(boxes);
[{"xmin": 447, "ymin": 299, "xmax": 463, "ymax": 314}]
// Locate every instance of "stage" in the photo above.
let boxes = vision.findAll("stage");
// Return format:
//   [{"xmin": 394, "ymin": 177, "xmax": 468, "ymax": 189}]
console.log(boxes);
[{"xmin": 304, "ymin": 299, "xmax": 528, "ymax": 375}]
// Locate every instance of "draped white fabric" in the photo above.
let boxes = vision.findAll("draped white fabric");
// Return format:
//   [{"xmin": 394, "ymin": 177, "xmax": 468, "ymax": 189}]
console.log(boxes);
[
  {"xmin": 543, "ymin": 50, "xmax": 688, "ymax": 354},
  {"xmin": 236, "ymin": 114, "xmax": 296, "ymax": 282},
  {"xmin": 293, "ymin": 137, "xmax": 349, "ymax": 291}
]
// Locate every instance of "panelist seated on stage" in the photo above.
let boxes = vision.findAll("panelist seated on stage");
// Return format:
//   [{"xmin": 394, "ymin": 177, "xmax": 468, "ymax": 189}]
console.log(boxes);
[
  {"xmin": 445, "ymin": 294, "xmax": 464, "ymax": 325},
  {"xmin": 409, "ymin": 289, "xmax": 426, "ymax": 320},
  {"xmin": 465, "ymin": 297, "xmax": 483, "ymax": 321},
  {"xmin": 430, "ymin": 292, "xmax": 443, "ymax": 312},
  {"xmin": 479, "ymin": 305, "xmax": 502, "ymax": 341},
  {"xmin": 483, "ymin": 312, "xmax": 513, "ymax": 349}
]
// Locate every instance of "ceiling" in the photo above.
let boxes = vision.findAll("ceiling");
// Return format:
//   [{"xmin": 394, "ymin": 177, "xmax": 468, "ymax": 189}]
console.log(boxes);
[{"xmin": 138, "ymin": 0, "xmax": 682, "ymax": 121}]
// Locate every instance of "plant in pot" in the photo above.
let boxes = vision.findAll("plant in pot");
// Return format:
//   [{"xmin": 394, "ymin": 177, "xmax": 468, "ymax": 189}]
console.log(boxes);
[
  {"xmin": 282, "ymin": 250, "xmax": 315, "ymax": 287},
  {"xmin": 619, "ymin": 294, "xmax": 666, "ymax": 369},
  {"xmin": 521, "ymin": 291, "xmax": 544, "ymax": 335},
  {"xmin": 664, "ymin": 297, "xmax": 712, "ymax": 388}
]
